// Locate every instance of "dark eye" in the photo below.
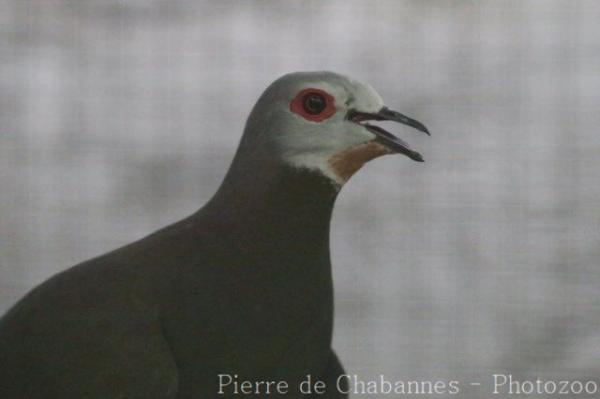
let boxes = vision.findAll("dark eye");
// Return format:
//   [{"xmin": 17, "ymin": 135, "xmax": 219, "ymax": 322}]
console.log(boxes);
[
  {"xmin": 302, "ymin": 93, "xmax": 327, "ymax": 115},
  {"xmin": 290, "ymin": 88, "xmax": 335, "ymax": 122}
]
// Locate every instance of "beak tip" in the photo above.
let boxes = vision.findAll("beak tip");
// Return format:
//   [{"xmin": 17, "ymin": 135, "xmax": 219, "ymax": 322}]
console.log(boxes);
[
  {"xmin": 415, "ymin": 123, "xmax": 430, "ymax": 136},
  {"xmin": 411, "ymin": 152, "xmax": 425, "ymax": 162}
]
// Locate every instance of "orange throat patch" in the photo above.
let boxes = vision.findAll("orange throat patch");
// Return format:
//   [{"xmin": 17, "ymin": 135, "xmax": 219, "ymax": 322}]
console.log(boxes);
[{"xmin": 328, "ymin": 140, "xmax": 391, "ymax": 183}]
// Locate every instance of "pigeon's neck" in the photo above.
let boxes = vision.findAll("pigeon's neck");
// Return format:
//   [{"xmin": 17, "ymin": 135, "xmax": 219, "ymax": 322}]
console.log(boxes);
[
  {"xmin": 206, "ymin": 158, "xmax": 340, "ymax": 233},
  {"xmin": 187, "ymin": 159, "xmax": 338, "ymax": 356}
]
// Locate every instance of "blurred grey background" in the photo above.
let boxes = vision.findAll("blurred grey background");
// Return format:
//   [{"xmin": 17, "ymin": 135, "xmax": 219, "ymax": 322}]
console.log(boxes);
[{"xmin": 1, "ymin": 1, "xmax": 599, "ymax": 397}]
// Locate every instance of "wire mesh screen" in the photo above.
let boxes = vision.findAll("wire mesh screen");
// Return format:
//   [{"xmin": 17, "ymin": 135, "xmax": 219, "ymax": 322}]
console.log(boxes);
[{"xmin": 1, "ymin": 1, "xmax": 599, "ymax": 397}]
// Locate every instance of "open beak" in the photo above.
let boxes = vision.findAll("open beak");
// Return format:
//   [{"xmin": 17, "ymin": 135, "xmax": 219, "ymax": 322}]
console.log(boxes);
[{"xmin": 347, "ymin": 107, "xmax": 430, "ymax": 162}]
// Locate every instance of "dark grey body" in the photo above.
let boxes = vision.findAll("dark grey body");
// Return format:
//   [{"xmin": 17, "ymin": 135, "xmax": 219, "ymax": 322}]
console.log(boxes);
[{"xmin": 0, "ymin": 161, "xmax": 348, "ymax": 398}]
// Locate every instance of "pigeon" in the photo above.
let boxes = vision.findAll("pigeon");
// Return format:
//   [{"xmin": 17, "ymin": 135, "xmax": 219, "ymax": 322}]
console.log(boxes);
[{"xmin": 0, "ymin": 71, "xmax": 429, "ymax": 398}]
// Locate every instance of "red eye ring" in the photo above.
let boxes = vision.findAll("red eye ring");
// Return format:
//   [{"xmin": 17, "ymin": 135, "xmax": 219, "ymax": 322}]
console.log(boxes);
[{"xmin": 290, "ymin": 88, "xmax": 336, "ymax": 122}]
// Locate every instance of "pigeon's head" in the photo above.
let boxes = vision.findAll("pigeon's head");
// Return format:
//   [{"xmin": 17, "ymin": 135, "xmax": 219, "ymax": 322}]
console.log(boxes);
[{"xmin": 242, "ymin": 71, "xmax": 429, "ymax": 185}]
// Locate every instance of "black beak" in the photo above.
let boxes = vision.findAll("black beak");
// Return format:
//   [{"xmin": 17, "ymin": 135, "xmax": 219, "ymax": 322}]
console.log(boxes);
[{"xmin": 347, "ymin": 106, "xmax": 429, "ymax": 162}]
